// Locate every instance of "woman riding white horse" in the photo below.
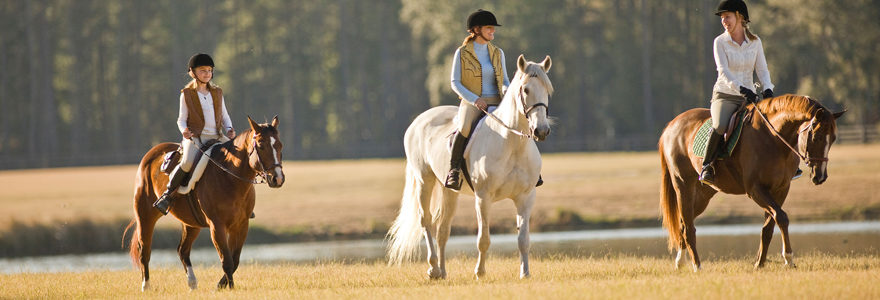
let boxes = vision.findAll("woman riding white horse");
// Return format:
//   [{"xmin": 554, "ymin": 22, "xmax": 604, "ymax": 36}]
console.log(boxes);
[{"xmin": 387, "ymin": 55, "xmax": 553, "ymax": 280}]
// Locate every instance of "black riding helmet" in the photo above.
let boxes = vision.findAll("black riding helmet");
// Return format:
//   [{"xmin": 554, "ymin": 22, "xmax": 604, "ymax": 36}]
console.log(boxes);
[
  {"xmin": 188, "ymin": 53, "xmax": 214, "ymax": 71},
  {"xmin": 715, "ymin": 0, "xmax": 749, "ymax": 22},
  {"xmin": 466, "ymin": 9, "xmax": 501, "ymax": 29}
]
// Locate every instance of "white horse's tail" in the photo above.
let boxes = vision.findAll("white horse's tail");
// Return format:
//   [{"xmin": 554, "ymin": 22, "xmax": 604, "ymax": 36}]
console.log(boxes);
[{"xmin": 386, "ymin": 163, "xmax": 425, "ymax": 265}]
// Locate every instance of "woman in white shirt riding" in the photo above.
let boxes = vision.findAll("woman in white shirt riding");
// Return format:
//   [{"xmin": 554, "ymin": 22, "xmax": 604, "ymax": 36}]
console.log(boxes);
[{"xmin": 701, "ymin": 0, "xmax": 774, "ymax": 184}]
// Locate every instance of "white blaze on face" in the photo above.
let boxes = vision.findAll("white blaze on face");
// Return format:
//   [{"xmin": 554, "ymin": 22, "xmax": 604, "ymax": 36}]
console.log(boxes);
[
  {"xmin": 819, "ymin": 133, "xmax": 831, "ymax": 174},
  {"xmin": 270, "ymin": 137, "xmax": 284, "ymax": 184}
]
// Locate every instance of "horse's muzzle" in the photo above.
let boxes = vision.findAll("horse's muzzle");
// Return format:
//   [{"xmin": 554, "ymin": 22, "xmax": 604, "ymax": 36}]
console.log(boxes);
[
  {"xmin": 811, "ymin": 165, "xmax": 827, "ymax": 185},
  {"xmin": 533, "ymin": 127, "xmax": 551, "ymax": 142},
  {"xmin": 267, "ymin": 169, "xmax": 285, "ymax": 188}
]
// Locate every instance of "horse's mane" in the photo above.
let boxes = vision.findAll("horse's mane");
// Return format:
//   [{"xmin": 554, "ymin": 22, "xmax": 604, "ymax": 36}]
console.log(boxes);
[
  {"xmin": 514, "ymin": 62, "xmax": 554, "ymax": 96},
  {"xmin": 757, "ymin": 94, "xmax": 825, "ymax": 118}
]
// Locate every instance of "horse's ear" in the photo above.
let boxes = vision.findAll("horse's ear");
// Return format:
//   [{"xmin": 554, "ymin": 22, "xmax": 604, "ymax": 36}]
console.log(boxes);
[
  {"xmin": 540, "ymin": 55, "xmax": 552, "ymax": 72},
  {"xmin": 248, "ymin": 115, "xmax": 260, "ymax": 133},
  {"xmin": 517, "ymin": 54, "xmax": 526, "ymax": 72},
  {"xmin": 832, "ymin": 110, "xmax": 846, "ymax": 120},
  {"xmin": 271, "ymin": 115, "xmax": 279, "ymax": 128}
]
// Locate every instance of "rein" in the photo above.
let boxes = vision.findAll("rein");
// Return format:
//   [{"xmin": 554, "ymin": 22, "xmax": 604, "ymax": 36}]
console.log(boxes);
[
  {"xmin": 190, "ymin": 136, "xmax": 270, "ymax": 185},
  {"xmin": 752, "ymin": 103, "xmax": 828, "ymax": 164}
]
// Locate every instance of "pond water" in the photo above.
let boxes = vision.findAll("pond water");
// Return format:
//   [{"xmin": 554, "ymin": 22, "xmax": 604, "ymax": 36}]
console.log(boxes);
[{"xmin": 2, "ymin": 221, "xmax": 878, "ymax": 274}]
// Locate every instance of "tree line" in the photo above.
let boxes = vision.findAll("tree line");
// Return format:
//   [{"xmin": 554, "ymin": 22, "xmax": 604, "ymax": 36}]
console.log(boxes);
[{"xmin": 1, "ymin": 0, "xmax": 876, "ymax": 169}]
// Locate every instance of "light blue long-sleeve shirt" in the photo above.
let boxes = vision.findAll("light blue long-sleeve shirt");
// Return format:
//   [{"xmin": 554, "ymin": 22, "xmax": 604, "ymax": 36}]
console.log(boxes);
[{"xmin": 450, "ymin": 42, "xmax": 510, "ymax": 103}]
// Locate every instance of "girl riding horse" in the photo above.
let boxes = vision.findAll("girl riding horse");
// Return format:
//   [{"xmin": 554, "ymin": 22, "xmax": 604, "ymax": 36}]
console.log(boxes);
[{"xmin": 153, "ymin": 53, "xmax": 236, "ymax": 214}]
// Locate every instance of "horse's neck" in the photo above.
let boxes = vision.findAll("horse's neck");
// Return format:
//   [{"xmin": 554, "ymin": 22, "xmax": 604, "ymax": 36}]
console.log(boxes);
[
  {"xmin": 490, "ymin": 77, "xmax": 528, "ymax": 144},
  {"xmin": 221, "ymin": 130, "xmax": 257, "ymax": 179},
  {"xmin": 761, "ymin": 106, "xmax": 813, "ymax": 146}
]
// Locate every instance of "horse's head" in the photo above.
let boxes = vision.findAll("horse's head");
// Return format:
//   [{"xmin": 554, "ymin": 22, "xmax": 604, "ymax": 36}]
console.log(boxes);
[
  {"xmin": 247, "ymin": 116, "xmax": 285, "ymax": 188},
  {"xmin": 515, "ymin": 54, "xmax": 554, "ymax": 141},
  {"xmin": 798, "ymin": 108, "xmax": 845, "ymax": 185}
]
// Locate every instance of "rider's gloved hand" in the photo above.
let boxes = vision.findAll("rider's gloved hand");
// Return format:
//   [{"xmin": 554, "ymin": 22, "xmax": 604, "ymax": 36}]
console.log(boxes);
[
  {"xmin": 740, "ymin": 86, "xmax": 758, "ymax": 104},
  {"xmin": 762, "ymin": 89, "xmax": 774, "ymax": 99}
]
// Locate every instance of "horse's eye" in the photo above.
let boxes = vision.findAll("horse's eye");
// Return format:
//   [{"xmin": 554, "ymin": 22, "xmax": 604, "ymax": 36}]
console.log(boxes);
[{"xmin": 524, "ymin": 87, "xmax": 530, "ymax": 94}]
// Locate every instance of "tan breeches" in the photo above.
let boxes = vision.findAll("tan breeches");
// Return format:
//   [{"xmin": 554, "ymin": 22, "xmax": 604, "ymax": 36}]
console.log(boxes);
[
  {"xmin": 456, "ymin": 96, "xmax": 502, "ymax": 137},
  {"xmin": 710, "ymin": 91, "xmax": 745, "ymax": 135},
  {"xmin": 179, "ymin": 134, "xmax": 226, "ymax": 172}
]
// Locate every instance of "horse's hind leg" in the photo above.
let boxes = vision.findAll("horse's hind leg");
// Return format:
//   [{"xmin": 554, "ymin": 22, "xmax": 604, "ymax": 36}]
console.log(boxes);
[
  {"xmin": 178, "ymin": 225, "xmax": 201, "ymax": 290},
  {"xmin": 417, "ymin": 179, "xmax": 442, "ymax": 279},
  {"xmin": 434, "ymin": 186, "xmax": 458, "ymax": 279},
  {"xmin": 679, "ymin": 183, "xmax": 703, "ymax": 272},
  {"xmin": 133, "ymin": 204, "xmax": 161, "ymax": 291}
]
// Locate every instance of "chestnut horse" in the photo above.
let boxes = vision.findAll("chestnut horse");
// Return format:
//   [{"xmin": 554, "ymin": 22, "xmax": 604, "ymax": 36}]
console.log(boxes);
[
  {"xmin": 124, "ymin": 116, "xmax": 284, "ymax": 290},
  {"xmin": 659, "ymin": 95, "xmax": 844, "ymax": 271}
]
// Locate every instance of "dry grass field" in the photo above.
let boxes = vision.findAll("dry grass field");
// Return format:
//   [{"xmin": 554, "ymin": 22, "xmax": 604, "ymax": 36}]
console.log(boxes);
[
  {"xmin": 1, "ymin": 144, "xmax": 879, "ymax": 234},
  {"xmin": 1, "ymin": 253, "xmax": 878, "ymax": 299}
]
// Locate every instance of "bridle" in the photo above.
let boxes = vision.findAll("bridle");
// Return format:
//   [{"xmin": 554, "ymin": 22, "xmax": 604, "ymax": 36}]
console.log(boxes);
[
  {"xmin": 476, "ymin": 74, "xmax": 549, "ymax": 139},
  {"xmin": 753, "ymin": 104, "xmax": 828, "ymax": 165},
  {"xmin": 248, "ymin": 134, "xmax": 283, "ymax": 183}
]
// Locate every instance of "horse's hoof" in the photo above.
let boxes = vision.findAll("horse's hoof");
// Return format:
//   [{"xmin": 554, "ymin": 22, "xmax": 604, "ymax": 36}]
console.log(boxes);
[
  {"xmin": 520, "ymin": 272, "xmax": 530, "ymax": 279},
  {"xmin": 474, "ymin": 268, "xmax": 486, "ymax": 280},
  {"xmin": 217, "ymin": 277, "xmax": 228, "ymax": 289},
  {"xmin": 427, "ymin": 267, "xmax": 443, "ymax": 280},
  {"xmin": 141, "ymin": 280, "xmax": 150, "ymax": 291},
  {"xmin": 188, "ymin": 278, "xmax": 198, "ymax": 290}
]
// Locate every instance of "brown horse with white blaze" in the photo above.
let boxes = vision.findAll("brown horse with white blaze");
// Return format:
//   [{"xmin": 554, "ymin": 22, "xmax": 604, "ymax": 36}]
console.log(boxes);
[
  {"xmin": 658, "ymin": 95, "xmax": 844, "ymax": 271},
  {"xmin": 124, "ymin": 116, "xmax": 284, "ymax": 290}
]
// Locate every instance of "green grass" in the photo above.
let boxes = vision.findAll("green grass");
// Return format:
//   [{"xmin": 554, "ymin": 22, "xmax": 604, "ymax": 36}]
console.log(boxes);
[{"xmin": 2, "ymin": 253, "xmax": 879, "ymax": 299}]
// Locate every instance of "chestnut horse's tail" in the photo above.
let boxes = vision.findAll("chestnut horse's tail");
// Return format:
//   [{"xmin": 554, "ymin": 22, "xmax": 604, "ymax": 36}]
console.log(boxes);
[{"xmin": 658, "ymin": 140, "xmax": 682, "ymax": 252}]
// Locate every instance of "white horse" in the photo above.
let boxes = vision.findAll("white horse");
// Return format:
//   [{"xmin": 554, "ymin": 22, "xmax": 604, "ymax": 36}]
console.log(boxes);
[{"xmin": 387, "ymin": 55, "xmax": 553, "ymax": 279}]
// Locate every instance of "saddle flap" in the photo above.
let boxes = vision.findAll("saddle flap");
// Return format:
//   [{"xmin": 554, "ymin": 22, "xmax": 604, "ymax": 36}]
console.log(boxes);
[
  {"xmin": 160, "ymin": 148, "xmax": 182, "ymax": 174},
  {"xmin": 692, "ymin": 112, "xmax": 747, "ymax": 159}
]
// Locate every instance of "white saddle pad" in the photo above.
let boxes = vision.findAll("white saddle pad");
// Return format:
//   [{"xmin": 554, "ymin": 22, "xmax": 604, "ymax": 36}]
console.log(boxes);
[{"xmin": 176, "ymin": 144, "xmax": 220, "ymax": 194}]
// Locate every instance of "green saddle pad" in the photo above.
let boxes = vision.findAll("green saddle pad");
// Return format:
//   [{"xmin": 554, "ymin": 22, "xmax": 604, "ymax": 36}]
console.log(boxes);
[{"xmin": 692, "ymin": 112, "xmax": 745, "ymax": 158}]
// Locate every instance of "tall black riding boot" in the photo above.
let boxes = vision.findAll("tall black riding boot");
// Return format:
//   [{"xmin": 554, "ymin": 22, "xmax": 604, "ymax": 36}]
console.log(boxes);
[
  {"xmin": 445, "ymin": 132, "xmax": 467, "ymax": 190},
  {"xmin": 153, "ymin": 165, "xmax": 190, "ymax": 215},
  {"xmin": 699, "ymin": 131, "xmax": 724, "ymax": 184}
]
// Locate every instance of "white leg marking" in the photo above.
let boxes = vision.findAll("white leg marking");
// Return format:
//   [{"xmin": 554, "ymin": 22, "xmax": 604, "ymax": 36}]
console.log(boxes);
[
  {"xmin": 675, "ymin": 248, "xmax": 683, "ymax": 269},
  {"xmin": 186, "ymin": 265, "xmax": 198, "ymax": 290},
  {"xmin": 142, "ymin": 279, "xmax": 150, "ymax": 291},
  {"xmin": 783, "ymin": 250, "xmax": 795, "ymax": 267}
]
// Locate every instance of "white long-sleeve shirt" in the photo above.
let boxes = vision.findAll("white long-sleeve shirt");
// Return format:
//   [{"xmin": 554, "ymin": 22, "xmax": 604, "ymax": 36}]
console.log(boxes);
[
  {"xmin": 176, "ymin": 91, "xmax": 233, "ymax": 135},
  {"xmin": 713, "ymin": 31, "xmax": 774, "ymax": 95},
  {"xmin": 450, "ymin": 43, "xmax": 510, "ymax": 103}
]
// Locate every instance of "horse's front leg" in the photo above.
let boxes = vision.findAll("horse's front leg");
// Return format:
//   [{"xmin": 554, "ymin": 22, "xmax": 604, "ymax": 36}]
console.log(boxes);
[
  {"xmin": 178, "ymin": 225, "xmax": 202, "ymax": 290},
  {"xmin": 755, "ymin": 212, "xmax": 776, "ymax": 269},
  {"xmin": 474, "ymin": 195, "xmax": 492, "ymax": 279},
  {"xmin": 750, "ymin": 186, "xmax": 795, "ymax": 268},
  {"xmin": 513, "ymin": 191, "xmax": 536, "ymax": 279},
  {"xmin": 209, "ymin": 225, "xmax": 236, "ymax": 289}
]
